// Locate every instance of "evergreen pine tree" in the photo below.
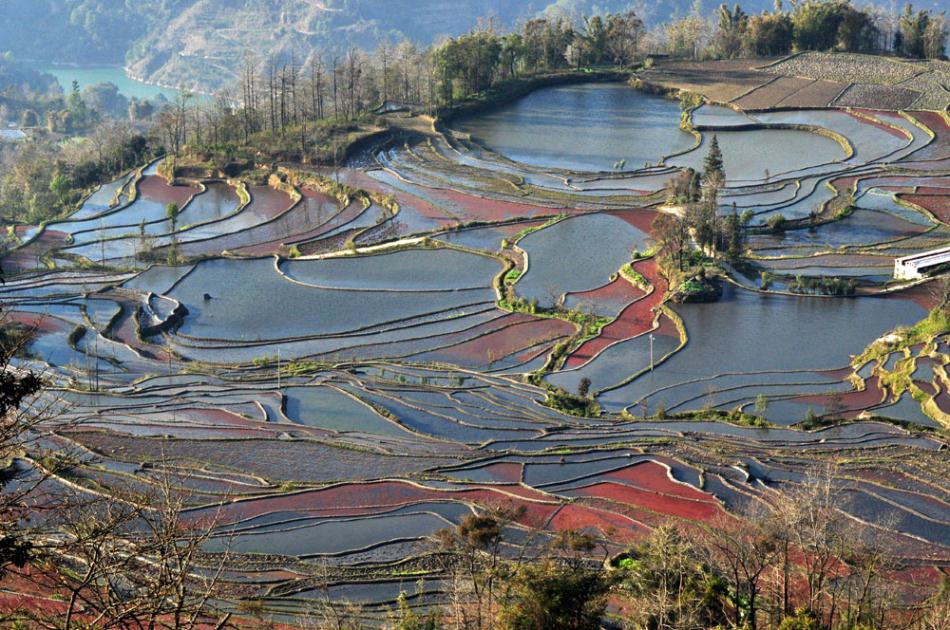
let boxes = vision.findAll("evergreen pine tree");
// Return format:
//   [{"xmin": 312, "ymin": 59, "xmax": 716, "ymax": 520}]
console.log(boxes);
[{"xmin": 703, "ymin": 135, "xmax": 724, "ymax": 183}]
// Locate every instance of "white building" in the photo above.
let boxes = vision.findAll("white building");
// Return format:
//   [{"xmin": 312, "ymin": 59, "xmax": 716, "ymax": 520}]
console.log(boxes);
[
  {"xmin": 894, "ymin": 246, "xmax": 950, "ymax": 280},
  {"xmin": 0, "ymin": 128, "xmax": 26, "ymax": 141}
]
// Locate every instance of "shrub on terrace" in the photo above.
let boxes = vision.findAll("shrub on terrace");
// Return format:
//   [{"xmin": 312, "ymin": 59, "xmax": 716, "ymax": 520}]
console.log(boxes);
[{"xmin": 767, "ymin": 213, "xmax": 787, "ymax": 233}]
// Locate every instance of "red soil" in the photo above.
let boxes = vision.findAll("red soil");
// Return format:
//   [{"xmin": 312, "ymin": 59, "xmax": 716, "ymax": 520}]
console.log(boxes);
[
  {"xmin": 791, "ymin": 375, "xmax": 886, "ymax": 413},
  {"xmin": 3, "ymin": 229, "xmax": 70, "ymax": 273},
  {"xmin": 5, "ymin": 311, "xmax": 69, "ymax": 335},
  {"xmin": 565, "ymin": 257, "xmax": 671, "ymax": 369},
  {"xmin": 893, "ymin": 282, "xmax": 938, "ymax": 310},
  {"xmin": 831, "ymin": 175, "xmax": 859, "ymax": 196},
  {"xmin": 137, "ymin": 175, "xmax": 198, "ymax": 207},
  {"xmin": 601, "ymin": 461, "xmax": 717, "ymax": 503},
  {"xmin": 247, "ymin": 185, "xmax": 295, "ymax": 219},
  {"xmin": 605, "ymin": 208, "xmax": 659, "ymax": 233},
  {"xmin": 547, "ymin": 503, "xmax": 647, "ymax": 542},
  {"xmin": 564, "ymin": 276, "xmax": 645, "ymax": 311},
  {"xmin": 421, "ymin": 315, "xmax": 574, "ymax": 366},
  {"xmin": 464, "ymin": 491, "xmax": 560, "ymax": 528},
  {"xmin": 427, "ymin": 187, "xmax": 578, "ymax": 222},
  {"xmin": 509, "ymin": 339, "xmax": 558, "ymax": 365},
  {"xmin": 300, "ymin": 186, "xmax": 334, "ymax": 202},
  {"xmin": 900, "ymin": 193, "xmax": 950, "ymax": 223},
  {"xmin": 464, "ymin": 483, "xmax": 555, "ymax": 503},
  {"xmin": 848, "ymin": 110, "xmax": 911, "ymax": 140},
  {"xmin": 563, "ymin": 481, "xmax": 724, "ymax": 522},
  {"xmin": 818, "ymin": 367, "xmax": 855, "ymax": 380},
  {"xmin": 325, "ymin": 311, "xmax": 510, "ymax": 362},
  {"xmin": 208, "ymin": 480, "xmax": 561, "ymax": 530}
]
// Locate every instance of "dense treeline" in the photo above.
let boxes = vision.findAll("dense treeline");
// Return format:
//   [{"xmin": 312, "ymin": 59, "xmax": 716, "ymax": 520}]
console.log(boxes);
[{"xmin": 702, "ymin": 0, "xmax": 949, "ymax": 60}]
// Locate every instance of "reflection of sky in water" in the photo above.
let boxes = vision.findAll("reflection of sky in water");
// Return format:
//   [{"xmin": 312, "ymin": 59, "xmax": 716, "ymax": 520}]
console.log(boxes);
[
  {"xmin": 456, "ymin": 83, "xmax": 695, "ymax": 171},
  {"xmin": 517, "ymin": 213, "xmax": 648, "ymax": 306},
  {"xmin": 599, "ymin": 284, "xmax": 925, "ymax": 409}
]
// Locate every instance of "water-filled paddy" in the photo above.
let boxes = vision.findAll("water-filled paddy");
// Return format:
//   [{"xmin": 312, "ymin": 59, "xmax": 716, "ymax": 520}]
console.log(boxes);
[
  {"xmin": 168, "ymin": 257, "xmax": 497, "ymax": 343},
  {"xmin": 280, "ymin": 248, "xmax": 500, "ymax": 291},
  {"xmin": 283, "ymin": 386, "xmax": 417, "ymax": 437},
  {"xmin": 516, "ymin": 213, "xmax": 648, "ymax": 306},
  {"xmin": 671, "ymin": 127, "xmax": 847, "ymax": 184},
  {"xmin": 454, "ymin": 83, "xmax": 695, "ymax": 172},
  {"xmin": 205, "ymin": 512, "xmax": 451, "ymax": 556},
  {"xmin": 599, "ymin": 284, "xmax": 926, "ymax": 412},
  {"xmin": 750, "ymin": 208, "xmax": 931, "ymax": 252}
]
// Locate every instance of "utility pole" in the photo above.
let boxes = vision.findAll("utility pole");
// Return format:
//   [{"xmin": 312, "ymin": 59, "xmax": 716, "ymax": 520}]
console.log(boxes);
[
  {"xmin": 276, "ymin": 348, "xmax": 281, "ymax": 391},
  {"xmin": 94, "ymin": 332, "xmax": 99, "ymax": 391},
  {"xmin": 85, "ymin": 345, "xmax": 93, "ymax": 391},
  {"xmin": 168, "ymin": 350, "xmax": 176, "ymax": 423},
  {"xmin": 649, "ymin": 333, "xmax": 655, "ymax": 372}
]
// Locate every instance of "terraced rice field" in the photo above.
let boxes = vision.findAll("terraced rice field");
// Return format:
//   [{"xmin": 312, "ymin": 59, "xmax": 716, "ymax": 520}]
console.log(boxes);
[{"xmin": 3, "ymin": 80, "xmax": 949, "ymax": 622}]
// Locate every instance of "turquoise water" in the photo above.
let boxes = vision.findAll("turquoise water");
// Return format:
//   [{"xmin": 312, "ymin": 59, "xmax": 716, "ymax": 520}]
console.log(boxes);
[{"xmin": 36, "ymin": 65, "xmax": 183, "ymax": 102}]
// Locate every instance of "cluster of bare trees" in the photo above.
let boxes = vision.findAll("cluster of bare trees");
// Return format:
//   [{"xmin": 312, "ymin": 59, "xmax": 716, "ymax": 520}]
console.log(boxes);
[
  {"xmin": 0, "ymin": 301, "xmax": 235, "ymax": 628},
  {"xmin": 0, "ymin": 455, "xmax": 233, "ymax": 629},
  {"xmin": 17, "ymin": 481, "xmax": 231, "ymax": 630},
  {"xmin": 392, "ymin": 466, "xmax": 948, "ymax": 630},
  {"xmin": 152, "ymin": 41, "xmax": 436, "ymax": 162},
  {"xmin": 695, "ymin": 467, "xmax": 897, "ymax": 630}
]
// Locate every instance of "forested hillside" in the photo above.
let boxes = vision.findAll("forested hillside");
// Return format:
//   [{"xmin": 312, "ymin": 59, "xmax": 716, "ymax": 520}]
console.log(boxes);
[{"xmin": 2, "ymin": 0, "xmax": 947, "ymax": 93}]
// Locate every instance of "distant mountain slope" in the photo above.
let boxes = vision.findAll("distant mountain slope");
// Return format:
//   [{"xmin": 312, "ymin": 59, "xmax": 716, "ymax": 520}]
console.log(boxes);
[
  {"xmin": 0, "ymin": 1, "xmax": 178, "ymax": 64},
  {"xmin": 9, "ymin": 0, "xmax": 944, "ymax": 92},
  {"xmin": 124, "ymin": 0, "xmax": 550, "ymax": 90}
]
